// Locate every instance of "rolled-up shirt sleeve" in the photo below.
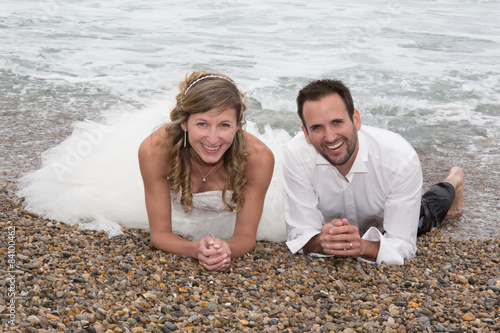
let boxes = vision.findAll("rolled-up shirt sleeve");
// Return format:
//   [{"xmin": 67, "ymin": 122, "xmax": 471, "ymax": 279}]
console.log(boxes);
[
  {"xmin": 361, "ymin": 227, "xmax": 405, "ymax": 265},
  {"xmin": 361, "ymin": 148, "xmax": 422, "ymax": 265},
  {"xmin": 283, "ymin": 136, "xmax": 324, "ymax": 253}
]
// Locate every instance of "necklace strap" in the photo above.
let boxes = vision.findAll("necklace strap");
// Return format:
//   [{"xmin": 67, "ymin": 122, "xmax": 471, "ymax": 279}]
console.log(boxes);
[{"xmin": 189, "ymin": 150, "xmax": 222, "ymax": 182}]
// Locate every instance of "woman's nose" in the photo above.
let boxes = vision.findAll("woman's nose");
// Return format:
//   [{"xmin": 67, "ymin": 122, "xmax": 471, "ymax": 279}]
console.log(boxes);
[{"xmin": 206, "ymin": 128, "xmax": 218, "ymax": 144}]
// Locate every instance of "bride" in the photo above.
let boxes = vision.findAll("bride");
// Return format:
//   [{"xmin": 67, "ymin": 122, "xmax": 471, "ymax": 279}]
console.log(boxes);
[
  {"xmin": 18, "ymin": 71, "xmax": 289, "ymax": 271},
  {"xmin": 139, "ymin": 71, "xmax": 278, "ymax": 271}
]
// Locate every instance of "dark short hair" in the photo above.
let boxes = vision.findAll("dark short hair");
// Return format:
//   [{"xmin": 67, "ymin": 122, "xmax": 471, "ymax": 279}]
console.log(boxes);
[{"xmin": 297, "ymin": 79, "xmax": 354, "ymax": 126}]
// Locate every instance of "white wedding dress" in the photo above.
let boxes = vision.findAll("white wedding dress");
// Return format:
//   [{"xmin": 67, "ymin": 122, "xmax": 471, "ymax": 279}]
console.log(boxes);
[{"xmin": 18, "ymin": 98, "xmax": 291, "ymax": 241}]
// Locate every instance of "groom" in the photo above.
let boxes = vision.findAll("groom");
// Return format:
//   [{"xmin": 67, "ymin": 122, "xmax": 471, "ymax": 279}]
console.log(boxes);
[{"xmin": 283, "ymin": 79, "xmax": 464, "ymax": 265}]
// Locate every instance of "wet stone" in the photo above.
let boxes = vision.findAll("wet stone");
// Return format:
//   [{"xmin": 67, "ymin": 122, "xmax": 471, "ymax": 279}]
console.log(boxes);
[
  {"xmin": 206, "ymin": 303, "xmax": 217, "ymax": 312},
  {"xmin": 434, "ymin": 323, "xmax": 446, "ymax": 332},
  {"xmin": 487, "ymin": 285, "xmax": 500, "ymax": 292},
  {"xmin": 164, "ymin": 322, "xmax": 178, "ymax": 331}
]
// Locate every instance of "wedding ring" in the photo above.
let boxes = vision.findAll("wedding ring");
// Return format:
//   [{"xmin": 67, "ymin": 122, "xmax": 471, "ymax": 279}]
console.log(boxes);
[{"xmin": 349, "ymin": 242, "xmax": 353, "ymax": 249}]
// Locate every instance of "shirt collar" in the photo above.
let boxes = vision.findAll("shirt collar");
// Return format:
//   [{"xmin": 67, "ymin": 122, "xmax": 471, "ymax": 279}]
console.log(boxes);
[{"xmin": 350, "ymin": 129, "xmax": 368, "ymax": 173}]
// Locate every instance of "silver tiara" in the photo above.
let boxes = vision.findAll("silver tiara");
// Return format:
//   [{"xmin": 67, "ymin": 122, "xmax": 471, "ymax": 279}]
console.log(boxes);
[{"xmin": 184, "ymin": 74, "xmax": 235, "ymax": 95}]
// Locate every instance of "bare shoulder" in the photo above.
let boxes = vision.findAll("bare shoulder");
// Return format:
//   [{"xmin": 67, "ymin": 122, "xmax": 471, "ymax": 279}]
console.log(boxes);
[
  {"xmin": 138, "ymin": 125, "xmax": 171, "ymax": 173},
  {"xmin": 244, "ymin": 132, "xmax": 274, "ymax": 169}
]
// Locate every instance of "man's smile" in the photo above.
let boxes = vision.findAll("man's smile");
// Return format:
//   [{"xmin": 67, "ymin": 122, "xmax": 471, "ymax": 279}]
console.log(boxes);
[{"xmin": 326, "ymin": 141, "xmax": 343, "ymax": 151}]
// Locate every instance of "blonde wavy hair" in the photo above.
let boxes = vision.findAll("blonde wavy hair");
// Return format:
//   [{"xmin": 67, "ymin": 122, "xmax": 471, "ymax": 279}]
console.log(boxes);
[{"xmin": 167, "ymin": 71, "xmax": 248, "ymax": 212}]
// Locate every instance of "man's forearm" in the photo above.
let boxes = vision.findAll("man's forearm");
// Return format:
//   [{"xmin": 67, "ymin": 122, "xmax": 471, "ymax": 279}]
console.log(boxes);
[
  {"xmin": 358, "ymin": 239, "xmax": 380, "ymax": 262},
  {"xmin": 302, "ymin": 234, "xmax": 324, "ymax": 254}
]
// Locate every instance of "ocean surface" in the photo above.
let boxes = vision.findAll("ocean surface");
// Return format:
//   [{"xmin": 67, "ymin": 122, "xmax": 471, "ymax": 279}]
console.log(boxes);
[{"xmin": 1, "ymin": 0, "xmax": 499, "ymax": 238}]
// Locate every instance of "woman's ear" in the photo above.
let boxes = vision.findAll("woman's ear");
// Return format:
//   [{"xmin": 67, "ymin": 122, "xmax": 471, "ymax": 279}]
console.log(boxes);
[
  {"xmin": 181, "ymin": 122, "xmax": 187, "ymax": 131},
  {"xmin": 240, "ymin": 119, "xmax": 247, "ymax": 131}
]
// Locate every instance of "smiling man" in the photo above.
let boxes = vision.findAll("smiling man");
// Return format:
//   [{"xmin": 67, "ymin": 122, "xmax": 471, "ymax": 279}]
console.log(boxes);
[{"xmin": 283, "ymin": 79, "xmax": 464, "ymax": 265}]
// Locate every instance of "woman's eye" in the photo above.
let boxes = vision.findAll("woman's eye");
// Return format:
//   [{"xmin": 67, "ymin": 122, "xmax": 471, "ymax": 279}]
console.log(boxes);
[{"xmin": 197, "ymin": 122, "xmax": 207, "ymax": 126}]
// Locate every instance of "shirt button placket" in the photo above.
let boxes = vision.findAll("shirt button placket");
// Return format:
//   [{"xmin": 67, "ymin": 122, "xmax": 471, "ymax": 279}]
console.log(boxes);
[{"xmin": 344, "ymin": 182, "xmax": 357, "ymax": 225}]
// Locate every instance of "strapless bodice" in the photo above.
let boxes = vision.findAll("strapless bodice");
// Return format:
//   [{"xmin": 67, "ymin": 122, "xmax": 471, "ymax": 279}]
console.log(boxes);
[{"xmin": 172, "ymin": 190, "xmax": 234, "ymax": 213}]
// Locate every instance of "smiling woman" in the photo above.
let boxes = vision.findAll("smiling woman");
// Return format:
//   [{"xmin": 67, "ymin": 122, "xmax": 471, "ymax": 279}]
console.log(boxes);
[
  {"xmin": 138, "ymin": 71, "xmax": 287, "ymax": 271},
  {"xmin": 18, "ymin": 71, "xmax": 290, "ymax": 272},
  {"xmin": 162, "ymin": 72, "xmax": 248, "ymax": 214}
]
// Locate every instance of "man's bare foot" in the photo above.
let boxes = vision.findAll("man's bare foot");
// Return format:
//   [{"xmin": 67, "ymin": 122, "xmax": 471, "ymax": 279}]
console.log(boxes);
[{"xmin": 443, "ymin": 166, "xmax": 464, "ymax": 217}]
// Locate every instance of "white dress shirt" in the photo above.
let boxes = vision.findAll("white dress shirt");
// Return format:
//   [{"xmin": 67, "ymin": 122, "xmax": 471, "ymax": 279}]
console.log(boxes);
[{"xmin": 283, "ymin": 125, "xmax": 422, "ymax": 265}]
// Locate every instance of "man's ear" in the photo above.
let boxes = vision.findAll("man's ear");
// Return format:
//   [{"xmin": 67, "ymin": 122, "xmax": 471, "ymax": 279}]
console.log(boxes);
[
  {"xmin": 353, "ymin": 109, "xmax": 361, "ymax": 130},
  {"xmin": 301, "ymin": 124, "xmax": 312, "ymax": 144}
]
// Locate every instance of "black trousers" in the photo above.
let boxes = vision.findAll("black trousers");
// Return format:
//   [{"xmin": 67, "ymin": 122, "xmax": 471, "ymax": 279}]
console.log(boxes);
[{"xmin": 417, "ymin": 182, "xmax": 455, "ymax": 236}]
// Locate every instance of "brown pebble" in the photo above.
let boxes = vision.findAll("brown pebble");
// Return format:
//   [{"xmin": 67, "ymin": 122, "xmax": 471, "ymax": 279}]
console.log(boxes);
[{"xmin": 461, "ymin": 312, "xmax": 475, "ymax": 321}]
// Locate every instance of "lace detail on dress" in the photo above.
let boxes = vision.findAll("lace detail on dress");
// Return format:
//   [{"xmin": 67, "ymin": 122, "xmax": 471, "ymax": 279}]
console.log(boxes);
[
  {"xmin": 171, "ymin": 190, "xmax": 234, "ymax": 212},
  {"xmin": 192, "ymin": 190, "xmax": 234, "ymax": 212}
]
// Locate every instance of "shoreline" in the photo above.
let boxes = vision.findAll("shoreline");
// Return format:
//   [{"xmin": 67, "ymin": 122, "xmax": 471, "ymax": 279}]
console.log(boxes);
[{"xmin": 1, "ymin": 180, "xmax": 499, "ymax": 332}]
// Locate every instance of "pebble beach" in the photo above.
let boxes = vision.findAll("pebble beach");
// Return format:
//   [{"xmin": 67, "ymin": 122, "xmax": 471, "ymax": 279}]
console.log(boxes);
[{"xmin": 1, "ymin": 175, "xmax": 499, "ymax": 333}]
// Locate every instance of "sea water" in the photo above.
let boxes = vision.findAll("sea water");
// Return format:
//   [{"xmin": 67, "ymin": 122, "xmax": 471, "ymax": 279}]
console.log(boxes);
[{"xmin": 1, "ymin": 0, "xmax": 499, "ymax": 238}]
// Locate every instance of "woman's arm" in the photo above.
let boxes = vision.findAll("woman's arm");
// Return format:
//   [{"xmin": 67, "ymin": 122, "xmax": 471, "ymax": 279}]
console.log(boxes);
[
  {"xmin": 225, "ymin": 132, "xmax": 275, "ymax": 257},
  {"xmin": 138, "ymin": 127, "xmax": 201, "ymax": 259}
]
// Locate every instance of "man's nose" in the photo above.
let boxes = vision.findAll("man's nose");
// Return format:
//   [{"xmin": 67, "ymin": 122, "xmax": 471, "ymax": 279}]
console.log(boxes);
[{"xmin": 325, "ymin": 127, "xmax": 336, "ymax": 142}]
